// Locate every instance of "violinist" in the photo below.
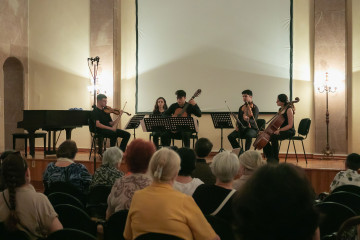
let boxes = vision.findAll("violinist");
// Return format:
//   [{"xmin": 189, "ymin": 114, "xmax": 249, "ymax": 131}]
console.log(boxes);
[
  {"xmin": 91, "ymin": 94, "xmax": 131, "ymax": 152},
  {"xmin": 263, "ymin": 94, "xmax": 295, "ymax": 163},
  {"xmin": 151, "ymin": 97, "xmax": 168, "ymax": 148},
  {"xmin": 164, "ymin": 90, "xmax": 202, "ymax": 148},
  {"xmin": 228, "ymin": 89, "xmax": 259, "ymax": 151}
]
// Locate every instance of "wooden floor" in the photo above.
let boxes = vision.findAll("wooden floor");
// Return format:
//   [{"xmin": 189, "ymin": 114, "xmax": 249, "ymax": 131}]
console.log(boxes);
[{"xmin": 25, "ymin": 150, "xmax": 345, "ymax": 195}]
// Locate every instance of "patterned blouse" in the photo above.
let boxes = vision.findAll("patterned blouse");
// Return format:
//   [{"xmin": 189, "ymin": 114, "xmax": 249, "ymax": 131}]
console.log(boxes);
[
  {"xmin": 43, "ymin": 160, "xmax": 92, "ymax": 194},
  {"xmin": 107, "ymin": 173, "xmax": 152, "ymax": 214},
  {"xmin": 90, "ymin": 164, "xmax": 124, "ymax": 189},
  {"xmin": 330, "ymin": 169, "xmax": 360, "ymax": 192}
]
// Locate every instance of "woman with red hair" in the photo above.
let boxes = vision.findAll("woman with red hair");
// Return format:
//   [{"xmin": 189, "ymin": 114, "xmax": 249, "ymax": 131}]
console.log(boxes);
[{"xmin": 106, "ymin": 139, "xmax": 156, "ymax": 219}]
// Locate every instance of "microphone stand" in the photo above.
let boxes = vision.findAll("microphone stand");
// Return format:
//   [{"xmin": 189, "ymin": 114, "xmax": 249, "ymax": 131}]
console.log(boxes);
[{"xmin": 88, "ymin": 56, "xmax": 100, "ymax": 107}]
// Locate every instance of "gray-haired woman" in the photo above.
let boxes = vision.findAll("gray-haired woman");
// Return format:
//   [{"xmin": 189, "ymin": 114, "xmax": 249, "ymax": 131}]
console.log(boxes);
[
  {"xmin": 193, "ymin": 150, "xmax": 239, "ymax": 223},
  {"xmin": 124, "ymin": 148, "xmax": 219, "ymax": 240},
  {"xmin": 90, "ymin": 147, "xmax": 124, "ymax": 189}
]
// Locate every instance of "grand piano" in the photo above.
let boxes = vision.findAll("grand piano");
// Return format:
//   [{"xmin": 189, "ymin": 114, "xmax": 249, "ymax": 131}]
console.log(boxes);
[{"xmin": 17, "ymin": 110, "xmax": 91, "ymax": 157}]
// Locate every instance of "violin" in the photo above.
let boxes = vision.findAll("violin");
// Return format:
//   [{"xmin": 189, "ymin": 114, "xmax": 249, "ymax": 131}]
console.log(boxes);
[
  {"xmin": 253, "ymin": 97, "xmax": 299, "ymax": 150},
  {"xmin": 104, "ymin": 106, "xmax": 131, "ymax": 116},
  {"xmin": 241, "ymin": 101, "xmax": 254, "ymax": 128},
  {"xmin": 173, "ymin": 89, "xmax": 202, "ymax": 117}
]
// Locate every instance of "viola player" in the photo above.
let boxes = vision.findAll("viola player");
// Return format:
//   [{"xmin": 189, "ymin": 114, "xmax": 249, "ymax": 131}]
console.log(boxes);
[
  {"xmin": 262, "ymin": 94, "xmax": 295, "ymax": 163},
  {"xmin": 228, "ymin": 89, "xmax": 259, "ymax": 151},
  {"xmin": 163, "ymin": 90, "xmax": 202, "ymax": 148},
  {"xmin": 91, "ymin": 94, "xmax": 131, "ymax": 152}
]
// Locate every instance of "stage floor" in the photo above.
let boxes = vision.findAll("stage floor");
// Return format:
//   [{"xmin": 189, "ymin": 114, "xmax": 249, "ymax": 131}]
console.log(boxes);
[{"xmin": 24, "ymin": 150, "xmax": 345, "ymax": 194}]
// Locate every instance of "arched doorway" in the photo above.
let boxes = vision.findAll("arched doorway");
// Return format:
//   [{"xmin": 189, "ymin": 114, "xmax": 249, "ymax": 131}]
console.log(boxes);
[{"xmin": 3, "ymin": 57, "xmax": 24, "ymax": 150}]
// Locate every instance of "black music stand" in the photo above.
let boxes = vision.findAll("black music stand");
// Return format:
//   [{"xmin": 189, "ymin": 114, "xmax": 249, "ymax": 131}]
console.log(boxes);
[
  {"xmin": 140, "ymin": 117, "xmax": 172, "ymax": 133},
  {"xmin": 169, "ymin": 117, "xmax": 199, "ymax": 133},
  {"xmin": 211, "ymin": 113, "xmax": 233, "ymax": 152},
  {"xmin": 125, "ymin": 115, "xmax": 145, "ymax": 139}
]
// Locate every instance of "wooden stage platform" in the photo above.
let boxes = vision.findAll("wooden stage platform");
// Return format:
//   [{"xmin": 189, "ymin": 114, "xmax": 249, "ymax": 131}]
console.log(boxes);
[{"xmin": 24, "ymin": 150, "xmax": 345, "ymax": 195}]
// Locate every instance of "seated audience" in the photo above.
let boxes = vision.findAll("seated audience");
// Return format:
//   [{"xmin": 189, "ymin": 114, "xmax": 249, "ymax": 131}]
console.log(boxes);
[
  {"xmin": 0, "ymin": 153, "xmax": 63, "ymax": 239},
  {"xmin": 0, "ymin": 150, "xmax": 19, "ymax": 191},
  {"xmin": 43, "ymin": 140, "xmax": 92, "ymax": 194},
  {"xmin": 330, "ymin": 153, "xmax": 360, "ymax": 192},
  {"xmin": 90, "ymin": 147, "xmax": 124, "ymax": 189},
  {"xmin": 233, "ymin": 163, "xmax": 319, "ymax": 240},
  {"xmin": 173, "ymin": 148, "xmax": 204, "ymax": 195},
  {"xmin": 192, "ymin": 151, "xmax": 239, "ymax": 222},
  {"xmin": 106, "ymin": 139, "xmax": 156, "ymax": 219},
  {"xmin": 124, "ymin": 148, "xmax": 219, "ymax": 240},
  {"xmin": 233, "ymin": 150, "xmax": 265, "ymax": 190},
  {"xmin": 191, "ymin": 138, "xmax": 216, "ymax": 185}
]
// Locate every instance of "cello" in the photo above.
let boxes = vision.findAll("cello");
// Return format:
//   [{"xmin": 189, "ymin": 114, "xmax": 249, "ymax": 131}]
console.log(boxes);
[{"xmin": 253, "ymin": 97, "xmax": 299, "ymax": 150}]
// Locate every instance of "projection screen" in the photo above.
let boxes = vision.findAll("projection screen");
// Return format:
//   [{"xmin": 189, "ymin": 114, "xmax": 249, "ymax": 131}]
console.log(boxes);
[{"xmin": 136, "ymin": 0, "xmax": 292, "ymax": 113}]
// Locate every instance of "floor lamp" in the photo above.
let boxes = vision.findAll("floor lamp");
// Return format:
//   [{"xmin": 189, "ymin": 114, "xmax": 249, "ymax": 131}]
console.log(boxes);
[{"xmin": 317, "ymin": 72, "xmax": 337, "ymax": 159}]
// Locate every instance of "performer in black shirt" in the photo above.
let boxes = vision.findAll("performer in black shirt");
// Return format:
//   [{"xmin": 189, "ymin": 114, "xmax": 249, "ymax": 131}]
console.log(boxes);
[
  {"xmin": 151, "ymin": 97, "xmax": 168, "ymax": 148},
  {"xmin": 163, "ymin": 90, "xmax": 202, "ymax": 148},
  {"xmin": 263, "ymin": 94, "xmax": 295, "ymax": 163},
  {"xmin": 227, "ymin": 89, "xmax": 259, "ymax": 151},
  {"xmin": 91, "ymin": 94, "xmax": 130, "ymax": 152}
]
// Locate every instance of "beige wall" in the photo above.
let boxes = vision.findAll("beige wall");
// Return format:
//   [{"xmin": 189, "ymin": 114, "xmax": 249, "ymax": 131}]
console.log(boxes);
[
  {"xmin": 0, "ymin": 0, "xmax": 28, "ymax": 152},
  {"xmin": 28, "ymin": 0, "xmax": 91, "ymax": 148},
  {"xmin": 349, "ymin": 0, "xmax": 360, "ymax": 152}
]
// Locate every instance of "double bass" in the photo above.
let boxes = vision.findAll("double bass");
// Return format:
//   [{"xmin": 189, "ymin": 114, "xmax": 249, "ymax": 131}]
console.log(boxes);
[{"xmin": 253, "ymin": 97, "xmax": 300, "ymax": 150}]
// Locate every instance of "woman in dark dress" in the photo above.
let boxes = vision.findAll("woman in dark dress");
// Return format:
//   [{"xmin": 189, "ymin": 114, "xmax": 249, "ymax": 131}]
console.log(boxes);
[{"xmin": 151, "ymin": 97, "xmax": 168, "ymax": 148}]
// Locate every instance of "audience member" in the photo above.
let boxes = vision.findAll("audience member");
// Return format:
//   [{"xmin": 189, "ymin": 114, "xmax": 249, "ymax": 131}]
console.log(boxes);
[
  {"xmin": 192, "ymin": 138, "xmax": 216, "ymax": 185},
  {"xmin": 173, "ymin": 148, "xmax": 204, "ymax": 195},
  {"xmin": 0, "ymin": 153, "xmax": 63, "ymax": 239},
  {"xmin": 106, "ymin": 139, "xmax": 156, "ymax": 219},
  {"xmin": 233, "ymin": 150, "xmax": 265, "ymax": 190},
  {"xmin": 90, "ymin": 147, "xmax": 124, "ymax": 189},
  {"xmin": 192, "ymin": 151, "xmax": 239, "ymax": 222},
  {"xmin": 0, "ymin": 150, "xmax": 19, "ymax": 191},
  {"xmin": 43, "ymin": 140, "xmax": 92, "ymax": 194},
  {"xmin": 330, "ymin": 153, "xmax": 360, "ymax": 192},
  {"xmin": 124, "ymin": 148, "xmax": 219, "ymax": 240},
  {"xmin": 233, "ymin": 163, "xmax": 319, "ymax": 240}
]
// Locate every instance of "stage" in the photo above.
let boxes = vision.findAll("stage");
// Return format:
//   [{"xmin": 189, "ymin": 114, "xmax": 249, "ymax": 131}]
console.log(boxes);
[{"xmin": 25, "ymin": 150, "xmax": 345, "ymax": 195}]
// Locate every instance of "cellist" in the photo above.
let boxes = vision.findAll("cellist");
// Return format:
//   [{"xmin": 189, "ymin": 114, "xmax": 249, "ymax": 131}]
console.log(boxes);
[
  {"xmin": 163, "ymin": 90, "xmax": 202, "ymax": 148},
  {"xmin": 263, "ymin": 94, "xmax": 295, "ymax": 163}
]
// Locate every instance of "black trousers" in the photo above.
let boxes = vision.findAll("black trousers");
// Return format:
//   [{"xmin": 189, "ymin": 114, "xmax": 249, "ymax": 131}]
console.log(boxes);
[
  {"xmin": 228, "ymin": 128, "xmax": 258, "ymax": 151},
  {"xmin": 160, "ymin": 131, "xmax": 192, "ymax": 148},
  {"xmin": 97, "ymin": 129, "xmax": 131, "ymax": 152},
  {"xmin": 263, "ymin": 129, "xmax": 295, "ymax": 163},
  {"xmin": 152, "ymin": 131, "xmax": 170, "ymax": 149}
]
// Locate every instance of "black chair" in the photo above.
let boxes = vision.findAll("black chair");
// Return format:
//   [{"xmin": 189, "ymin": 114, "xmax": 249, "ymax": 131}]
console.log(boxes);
[
  {"xmin": 315, "ymin": 202, "xmax": 356, "ymax": 238},
  {"xmin": 46, "ymin": 228, "xmax": 97, "ymax": 240},
  {"xmin": 205, "ymin": 215, "xmax": 235, "ymax": 240},
  {"xmin": 323, "ymin": 191, "xmax": 360, "ymax": 215},
  {"xmin": 237, "ymin": 118, "xmax": 266, "ymax": 149},
  {"xmin": 88, "ymin": 118, "xmax": 108, "ymax": 161},
  {"xmin": 332, "ymin": 184, "xmax": 360, "ymax": 196},
  {"xmin": 135, "ymin": 232, "xmax": 184, "ymax": 240},
  {"xmin": 0, "ymin": 222, "xmax": 30, "ymax": 240},
  {"xmin": 48, "ymin": 192, "xmax": 84, "ymax": 209},
  {"xmin": 104, "ymin": 209, "xmax": 129, "ymax": 240},
  {"xmin": 282, "ymin": 118, "xmax": 311, "ymax": 164},
  {"xmin": 54, "ymin": 204, "xmax": 97, "ymax": 237},
  {"xmin": 86, "ymin": 185, "xmax": 112, "ymax": 219},
  {"xmin": 44, "ymin": 181, "xmax": 87, "ymax": 205},
  {"xmin": 12, "ymin": 132, "xmax": 46, "ymax": 157}
]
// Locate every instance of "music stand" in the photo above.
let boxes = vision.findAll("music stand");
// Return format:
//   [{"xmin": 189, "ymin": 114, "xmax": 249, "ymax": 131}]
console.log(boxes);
[
  {"xmin": 211, "ymin": 113, "xmax": 233, "ymax": 152},
  {"xmin": 140, "ymin": 117, "xmax": 172, "ymax": 133},
  {"xmin": 169, "ymin": 117, "xmax": 199, "ymax": 133},
  {"xmin": 125, "ymin": 115, "xmax": 145, "ymax": 139}
]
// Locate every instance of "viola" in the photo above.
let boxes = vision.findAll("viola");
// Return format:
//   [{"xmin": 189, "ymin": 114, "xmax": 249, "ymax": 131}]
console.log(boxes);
[
  {"xmin": 104, "ymin": 106, "xmax": 131, "ymax": 116},
  {"xmin": 173, "ymin": 89, "xmax": 202, "ymax": 117},
  {"xmin": 253, "ymin": 97, "xmax": 299, "ymax": 150}
]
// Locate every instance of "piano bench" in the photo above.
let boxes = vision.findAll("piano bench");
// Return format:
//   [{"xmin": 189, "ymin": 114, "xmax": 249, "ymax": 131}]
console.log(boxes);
[{"xmin": 12, "ymin": 132, "xmax": 47, "ymax": 157}]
